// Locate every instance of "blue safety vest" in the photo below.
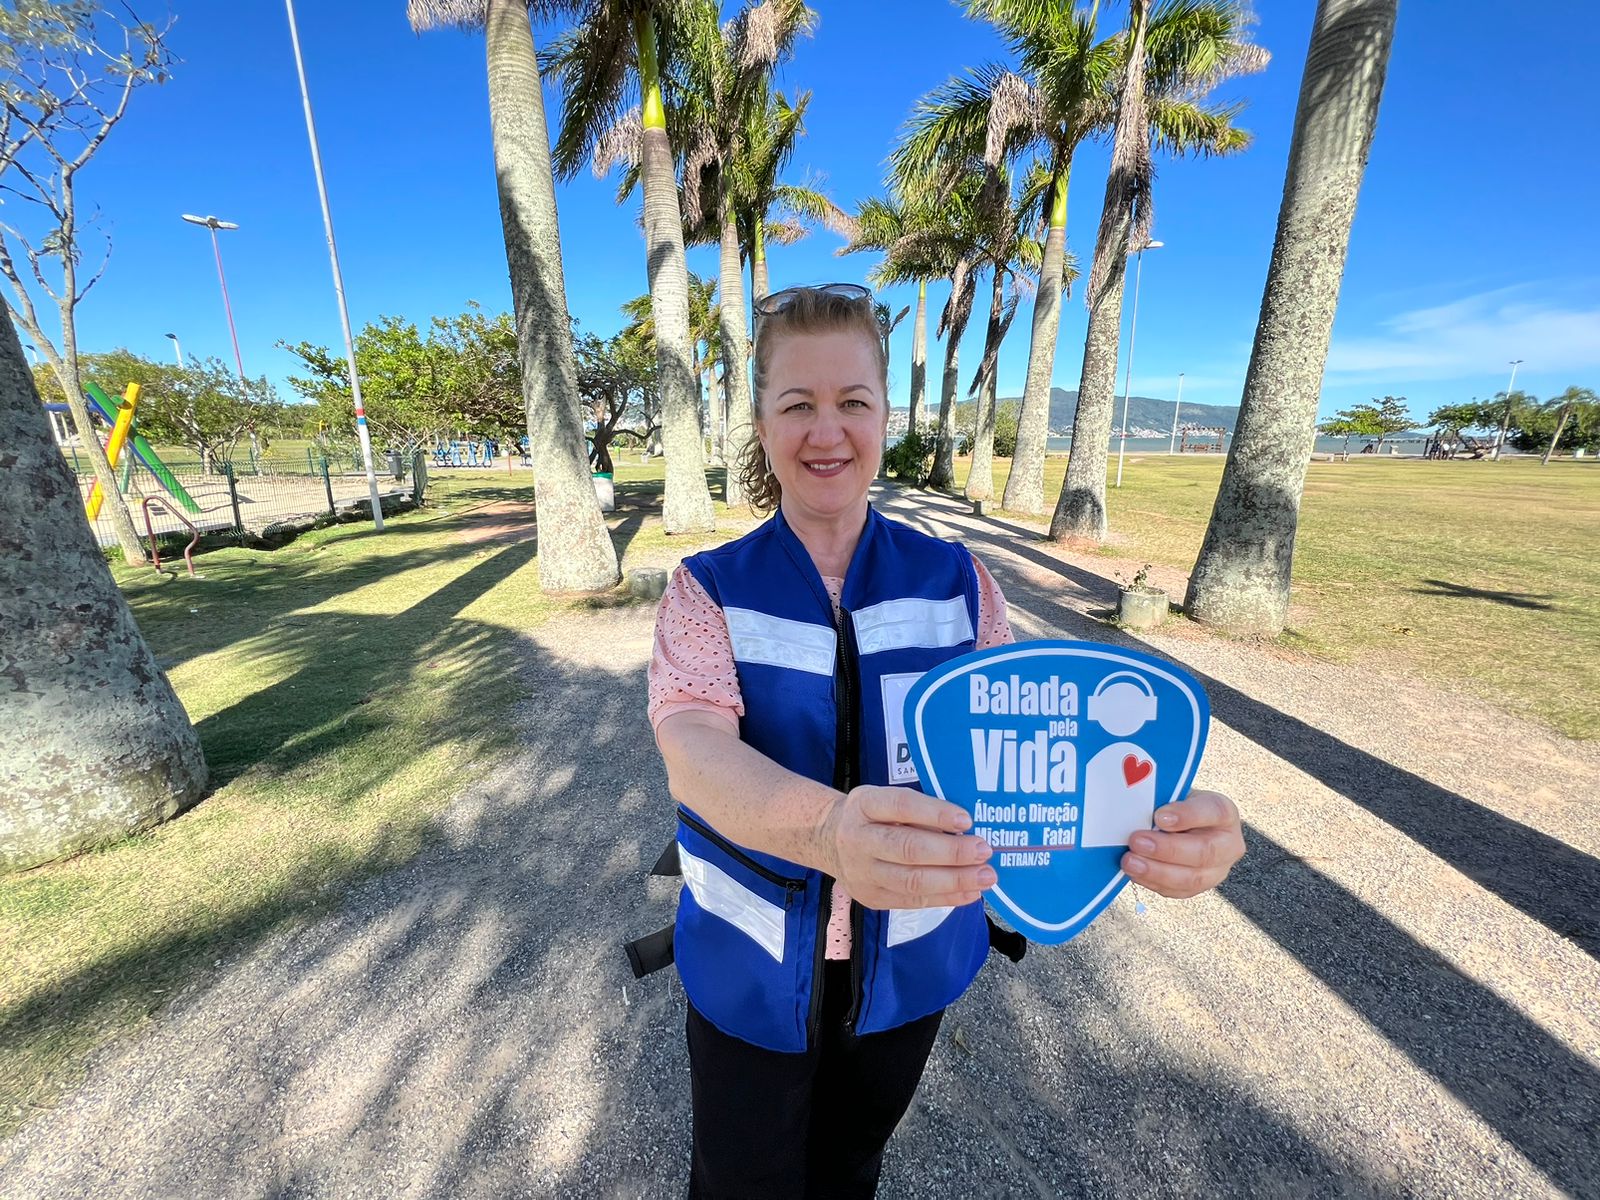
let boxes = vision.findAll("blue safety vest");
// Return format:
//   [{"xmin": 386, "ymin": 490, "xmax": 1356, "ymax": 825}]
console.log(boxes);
[{"xmin": 674, "ymin": 505, "xmax": 991, "ymax": 1052}]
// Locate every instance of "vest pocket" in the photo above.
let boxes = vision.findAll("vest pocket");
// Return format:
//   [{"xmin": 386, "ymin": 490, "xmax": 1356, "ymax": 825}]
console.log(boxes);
[{"xmin": 676, "ymin": 808, "xmax": 804, "ymax": 962}]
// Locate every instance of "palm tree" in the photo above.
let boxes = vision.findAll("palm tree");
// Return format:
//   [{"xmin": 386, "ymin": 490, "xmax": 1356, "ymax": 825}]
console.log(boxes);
[
  {"xmin": 905, "ymin": 176, "xmax": 986, "ymax": 492},
  {"xmin": 1184, "ymin": 0, "xmax": 1398, "ymax": 633},
  {"xmin": 0, "ymin": 306, "xmax": 208, "ymax": 872},
  {"xmin": 1052, "ymin": 0, "xmax": 1265, "ymax": 543},
  {"xmin": 409, "ymin": 0, "xmax": 620, "ymax": 592},
  {"xmin": 622, "ymin": 272, "xmax": 719, "ymax": 457},
  {"xmin": 900, "ymin": 3, "xmax": 1118, "ymax": 515},
  {"xmin": 547, "ymin": 0, "xmax": 716, "ymax": 534},
  {"xmin": 1542, "ymin": 387, "xmax": 1595, "ymax": 466},
  {"xmin": 734, "ymin": 88, "xmax": 836, "ymax": 306},
  {"xmin": 837, "ymin": 189, "xmax": 939, "ymax": 432},
  {"xmin": 675, "ymin": 3, "xmax": 816, "ymax": 505},
  {"xmin": 964, "ymin": 165, "xmax": 1067, "ymax": 502}
]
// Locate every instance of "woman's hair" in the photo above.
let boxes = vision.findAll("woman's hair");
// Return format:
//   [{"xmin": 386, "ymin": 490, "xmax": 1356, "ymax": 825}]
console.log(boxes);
[{"xmin": 733, "ymin": 286, "xmax": 888, "ymax": 513}]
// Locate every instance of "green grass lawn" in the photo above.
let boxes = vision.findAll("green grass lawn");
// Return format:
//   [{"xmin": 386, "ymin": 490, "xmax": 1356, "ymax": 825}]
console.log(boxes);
[
  {"xmin": 0, "ymin": 462, "xmax": 736, "ymax": 1137},
  {"xmin": 962, "ymin": 453, "xmax": 1600, "ymax": 738}
]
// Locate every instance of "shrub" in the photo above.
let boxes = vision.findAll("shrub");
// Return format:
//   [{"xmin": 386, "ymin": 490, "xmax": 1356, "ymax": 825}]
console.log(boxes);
[{"xmin": 884, "ymin": 427, "xmax": 934, "ymax": 485}]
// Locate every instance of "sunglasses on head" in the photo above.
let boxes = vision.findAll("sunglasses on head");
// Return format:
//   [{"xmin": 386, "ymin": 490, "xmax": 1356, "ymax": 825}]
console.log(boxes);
[{"xmin": 753, "ymin": 282, "xmax": 874, "ymax": 318}]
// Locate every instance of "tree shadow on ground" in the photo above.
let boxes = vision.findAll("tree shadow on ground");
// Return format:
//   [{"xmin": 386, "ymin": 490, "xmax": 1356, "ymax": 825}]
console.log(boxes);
[
  {"xmin": 193, "ymin": 538, "xmax": 539, "ymax": 786},
  {"xmin": 1411, "ymin": 579, "xmax": 1557, "ymax": 611},
  {"xmin": 880, "ymin": 487, "xmax": 1600, "ymax": 1193},
  {"xmin": 904, "ymin": 491, "xmax": 1600, "ymax": 963},
  {"xmin": 0, "ymin": 644, "xmax": 1412, "ymax": 1198}
]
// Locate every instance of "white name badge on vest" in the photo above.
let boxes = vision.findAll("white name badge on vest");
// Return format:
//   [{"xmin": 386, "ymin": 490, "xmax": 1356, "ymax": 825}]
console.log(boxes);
[{"xmin": 903, "ymin": 641, "xmax": 1210, "ymax": 946}]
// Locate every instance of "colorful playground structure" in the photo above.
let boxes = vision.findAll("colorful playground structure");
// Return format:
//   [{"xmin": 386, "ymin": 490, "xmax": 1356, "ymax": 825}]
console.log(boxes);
[{"xmin": 46, "ymin": 382, "xmax": 201, "ymax": 517}]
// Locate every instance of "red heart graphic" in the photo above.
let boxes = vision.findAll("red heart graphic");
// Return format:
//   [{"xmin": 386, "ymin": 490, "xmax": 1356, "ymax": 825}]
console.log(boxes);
[{"xmin": 1122, "ymin": 754, "xmax": 1153, "ymax": 787}]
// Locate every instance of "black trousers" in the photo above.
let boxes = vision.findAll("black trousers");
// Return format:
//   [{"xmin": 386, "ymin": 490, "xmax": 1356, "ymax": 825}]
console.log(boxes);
[{"xmin": 686, "ymin": 960, "xmax": 943, "ymax": 1200}]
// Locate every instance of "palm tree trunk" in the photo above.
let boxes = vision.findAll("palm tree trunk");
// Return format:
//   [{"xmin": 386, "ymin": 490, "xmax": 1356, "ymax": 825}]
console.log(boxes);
[
  {"xmin": 752, "ymin": 216, "xmax": 769, "ymax": 304},
  {"xmin": 1541, "ymin": 401, "xmax": 1573, "ymax": 466},
  {"xmin": 928, "ymin": 269, "xmax": 971, "ymax": 492},
  {"xmin": 1050, "ymin": 212, "xmax": 1129, "ymax": 542},
  {"xmin": 0, "ymin": 305, "xmax": 208, "ymax": 873},
  {"xmin": 966, "ymin": 268, "xmax": 1006, "ymax": 502},
  {"xmin": 908, "ymin": 279, "xmax": 927, "ymax": 432},
  {"xmin": 1052, "ymin": 0, "xmax": 1152, "ymax": 545},
  {"xmin": 486, "ymin": 0, "xmax": 619, "ymax": 591},
  {"xmin": 1004, "ymin": 163, "xmax": 1070, "ymax": 515},
  {"xmin": 636, "ymin": 10, "xmax": 714, "ymax": 533},
  {"xmin": 718, "ymin": 188, "xmax": 755, "ymax": 507},
  {"xmin": 708, "ymin": 365, "xmax": 724, "ymax": 465},
  {"xmin": 1185, "ymin": 0, "xmax": 1398, "ymax": 633}
]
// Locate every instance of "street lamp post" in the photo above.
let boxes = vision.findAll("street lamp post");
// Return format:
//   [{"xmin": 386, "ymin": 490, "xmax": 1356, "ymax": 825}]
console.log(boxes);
[
  {"xmin": 1115, "ymin": 239, "xmax": 1162, "ymax": 487},
  {"xmin": 284, "ymin": 0, "xmax": 384, "ymax": 531},
  {"xmin": 1491, "ymin": 358, "xmax": 1524, "ymax": 461},
  {"xmin": 1168, "ymin": 371, "xmax": 1184, "ymax": 455},
  {"xmin": 181, "ymin": 214, "xmax": 247, "ymax": 383},
  {"xmin": 164, "ymin": 331, "xmax": 184, "ymax": 369}
]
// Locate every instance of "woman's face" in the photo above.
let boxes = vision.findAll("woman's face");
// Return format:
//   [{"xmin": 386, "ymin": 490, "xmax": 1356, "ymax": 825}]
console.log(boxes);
[{"xmin": 757, "ymin": 328, "xmax": 887, "ymax": 525}]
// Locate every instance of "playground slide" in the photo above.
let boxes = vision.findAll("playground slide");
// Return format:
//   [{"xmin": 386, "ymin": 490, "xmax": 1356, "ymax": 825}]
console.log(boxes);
[
  {"xmin": 82, "ymin": 383, "xmax": 202, "ymax": 514},
  {"xmin": 84, "ymin": 382, "xmax": 139, "ymax": 520}
]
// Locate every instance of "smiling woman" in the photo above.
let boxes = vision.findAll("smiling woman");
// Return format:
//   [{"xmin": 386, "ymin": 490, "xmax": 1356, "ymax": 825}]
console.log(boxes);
[
  {"xmin": 632, "ymin": 283, "xmax": 1243, "ymax": 1195},
  {"xmin": 646, "ymin": 284, "xmax": 1013, "ymax": 1194}
]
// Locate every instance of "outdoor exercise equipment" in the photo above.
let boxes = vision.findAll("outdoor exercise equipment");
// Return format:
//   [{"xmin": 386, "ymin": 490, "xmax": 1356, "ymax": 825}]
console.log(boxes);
[{"xmin": 431, "ymin": 438, "xmax": 498, "ymax": 468}]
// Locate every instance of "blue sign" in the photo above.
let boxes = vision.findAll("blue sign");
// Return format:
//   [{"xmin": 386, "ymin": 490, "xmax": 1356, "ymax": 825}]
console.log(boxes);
[{"xmin": 903, "ymin": 641, "xmax": 1210, "ymax": 945}]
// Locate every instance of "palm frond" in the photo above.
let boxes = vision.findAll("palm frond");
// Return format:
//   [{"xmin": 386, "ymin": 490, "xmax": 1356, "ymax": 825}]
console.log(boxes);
[
  {"xmin": 894, "ymin": 64, "xmax": 1017, "ymax": 186},
  {"xmin": 592, "ymin": 105, "xmax": 643, "ymax": 177},
  {"xmin": 1144, "ymin": 0, "xmax": 1267, "ymax": 99},
  {"xmin": 407, "ymin": 0, "xmax": 489, "ymax": 32},
  {"xmin": 764, "ymin": 218, "xmax": 808, "ymax": 245},
  {"xmin": 774, "ymin": 180, "xmax": 849, "ymax": 235},
  {"xmin": 547, "ymin": 12, "xmax": 636, "ymax": 181},
  {"xmin": 1147, "ymin": 96, "xmax": 1250, "ymax": 156}
]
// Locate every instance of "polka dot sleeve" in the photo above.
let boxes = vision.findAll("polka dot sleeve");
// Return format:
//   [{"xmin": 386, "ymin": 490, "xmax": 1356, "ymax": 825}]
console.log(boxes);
[
  {"xmin": 971, "ymin": 552, "xmax": 1015, "ymax": 648},
  {"xmin": 648, "ymin": 565, "xmax": 744, "ymax": 737}
]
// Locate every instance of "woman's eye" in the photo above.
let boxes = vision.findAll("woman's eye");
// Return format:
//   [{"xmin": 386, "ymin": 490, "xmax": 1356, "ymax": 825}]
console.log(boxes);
[{"xmin": 785, "ymin": 401, "xmax": 812, "ymax": 413}]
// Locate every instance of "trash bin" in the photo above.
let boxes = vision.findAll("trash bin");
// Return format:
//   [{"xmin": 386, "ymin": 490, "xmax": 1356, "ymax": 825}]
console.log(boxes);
[
  {"xmin": 387, "ymin": 450, "xmax": 404, "ymax": 480},
  {"xmin": 592, "ymin": 472, "xmax": 615, "ymax": 513}
]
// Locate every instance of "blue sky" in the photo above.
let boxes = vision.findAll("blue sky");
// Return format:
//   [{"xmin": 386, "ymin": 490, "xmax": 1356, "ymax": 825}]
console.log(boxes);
[{"xmin": 18, "ymin": 1, "xmax": 1600, "ymax": 422}]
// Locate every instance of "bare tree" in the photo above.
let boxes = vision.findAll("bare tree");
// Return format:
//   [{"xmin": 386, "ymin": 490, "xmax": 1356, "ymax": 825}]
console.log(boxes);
[{"xmin": 0, "ymin": 2, "xmax": 173, "ymax": 564}]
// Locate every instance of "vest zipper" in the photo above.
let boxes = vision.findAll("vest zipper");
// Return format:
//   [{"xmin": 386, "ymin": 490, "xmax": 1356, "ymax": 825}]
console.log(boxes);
[
  {"xmin": 834, "ymin": 604, "xmax": 867, "ymax": 1035},
  {"xmin": 676, "ymin": 807, "xmax": 805, "ymax": 894}
]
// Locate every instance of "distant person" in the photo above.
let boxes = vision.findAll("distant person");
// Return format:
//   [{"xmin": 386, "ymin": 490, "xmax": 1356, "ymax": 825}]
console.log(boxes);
[{"xmin": 645, "ymin": 284, "xmax": 1245, "ymax": 1198}]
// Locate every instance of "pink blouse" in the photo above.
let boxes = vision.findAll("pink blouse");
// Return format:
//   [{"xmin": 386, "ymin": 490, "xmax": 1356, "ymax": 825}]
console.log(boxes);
[{"xmin": 649, "ymin": 553, "xmax": 1015, "ymax": 959}]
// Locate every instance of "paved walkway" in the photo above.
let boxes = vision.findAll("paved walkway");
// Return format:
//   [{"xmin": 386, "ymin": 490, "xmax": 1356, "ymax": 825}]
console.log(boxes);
[{"xmin": 4, "ymin": 488, "xmax": 1597, "ymax": 1198}]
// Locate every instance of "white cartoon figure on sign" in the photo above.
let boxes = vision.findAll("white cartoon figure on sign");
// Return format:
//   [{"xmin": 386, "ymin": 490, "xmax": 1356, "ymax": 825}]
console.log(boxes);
[{"xmin": 1081, "ymin": 672, "xmax": 1159, "ymax": 848}]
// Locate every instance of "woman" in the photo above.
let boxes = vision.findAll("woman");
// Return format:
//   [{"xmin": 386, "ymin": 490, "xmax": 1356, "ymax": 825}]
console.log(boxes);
[{"xmin": 648, "ymin": 284, "xmax": 1243, "ymax": 1198}]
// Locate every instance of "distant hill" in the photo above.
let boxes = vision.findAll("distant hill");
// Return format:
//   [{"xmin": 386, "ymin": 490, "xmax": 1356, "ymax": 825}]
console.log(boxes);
[{"xmin": 996, "ymin": 387, "xmax": 1241, "ymax": 437}]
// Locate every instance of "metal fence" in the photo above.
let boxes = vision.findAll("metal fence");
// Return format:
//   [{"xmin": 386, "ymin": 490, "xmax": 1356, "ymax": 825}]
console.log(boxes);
[{"xmin": 69, "ymin": 446, "xmax": 429, "ymax": 550}]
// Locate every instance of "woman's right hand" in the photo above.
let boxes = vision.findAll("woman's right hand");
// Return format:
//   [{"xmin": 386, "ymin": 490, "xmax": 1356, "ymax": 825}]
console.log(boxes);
[{"xmin": 821, "ymin": 786, "xmax": 996, "ymax": 910}]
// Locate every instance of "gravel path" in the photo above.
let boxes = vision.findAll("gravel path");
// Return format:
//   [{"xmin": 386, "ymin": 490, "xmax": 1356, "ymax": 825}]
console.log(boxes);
[{"xmin": 4, "ymin": 486, "xmax": 1597, "ymax": 1198}]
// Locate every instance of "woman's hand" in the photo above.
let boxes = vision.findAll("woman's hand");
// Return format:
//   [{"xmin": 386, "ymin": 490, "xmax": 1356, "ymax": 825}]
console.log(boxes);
[
  {"xmin": 820, "ymin": 786, "xmax": 996, "ymax": 910},
  {"xmin": 1121, "ymin": 789, "xmax": 1244, "ymax": 899}
]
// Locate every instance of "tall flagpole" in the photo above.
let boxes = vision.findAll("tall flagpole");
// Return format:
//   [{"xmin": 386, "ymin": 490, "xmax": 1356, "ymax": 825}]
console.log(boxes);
[{"xmin": 284, "ymin": 0, "xmax": 384, "ymax": 531}]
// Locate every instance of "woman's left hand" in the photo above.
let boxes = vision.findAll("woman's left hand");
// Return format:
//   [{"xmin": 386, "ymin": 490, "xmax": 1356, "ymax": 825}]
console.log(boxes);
[{"xmin": 1121, "ymin": 789, "xmax": 1244, "ymax": 899}]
